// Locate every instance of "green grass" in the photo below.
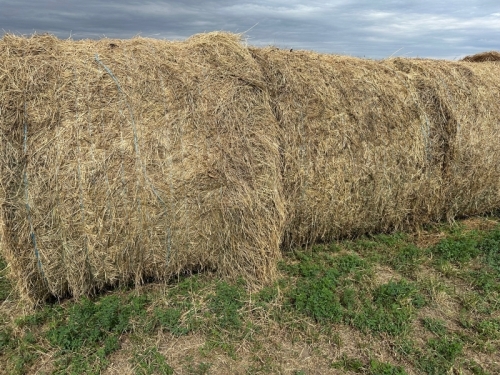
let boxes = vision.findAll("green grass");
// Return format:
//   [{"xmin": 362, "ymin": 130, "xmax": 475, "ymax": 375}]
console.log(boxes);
[
  {"xmin": 369, "ymin": 360, "xmax": 408, "ymax": 375},
  {"xmin": 430, "ymin": 231, "xmax": 481, "ymax": 263},
  {"xmin": 132, "ymin": 347, "xmax": 174, "ymax": 375},
  {"xmin": 422, "ymin": 317, "xmax": 447, "ymax": 336},
  {"xmin": 353, "ymin": 280, "xmax": 426, "ymax": 336},
  {"xmin": 416, "ymin": 336, "xmax": 465, "ymax": 375},
  {"xmin": 207, "ymin": 281, "xmax": 245, "ymax": 330},
  {"xmin": 47, "ymin": 294, "xmax": 149, "ymax": 352},
  {"xmin": 0, "ymin": 256, "xmax": 11, "ymax": 301},
  {"xmin": 1, "ymin": 217, "xmax": 499, "ymax": 374},
  {"xmin": 331, "ymin": 354, "xmax": 365, "ymax": 372}
]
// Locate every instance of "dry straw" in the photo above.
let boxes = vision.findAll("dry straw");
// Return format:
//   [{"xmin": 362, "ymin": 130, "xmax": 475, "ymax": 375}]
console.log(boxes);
[
  {"xmin": 1, "ymin": 32, "xmax": 500, "ymax": 304},
  {"xmin": 0, "ymin": 32, "xmax": 285, "ymax": 304},
  {"xmin": 385, "ymin": 58, "xmax": 500, "ymax": 221}
]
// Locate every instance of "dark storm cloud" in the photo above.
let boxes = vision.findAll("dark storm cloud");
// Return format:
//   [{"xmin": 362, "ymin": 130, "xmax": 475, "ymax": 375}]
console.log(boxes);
[{"xmin": 1, "ymin": 0, "xmax": 499, "ymax": 58}]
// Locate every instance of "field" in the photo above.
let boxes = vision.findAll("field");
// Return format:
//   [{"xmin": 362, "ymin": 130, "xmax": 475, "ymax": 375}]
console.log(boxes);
[{"xmin": 1, "ymin": 215, "xmax": 499, "ymax": 375}]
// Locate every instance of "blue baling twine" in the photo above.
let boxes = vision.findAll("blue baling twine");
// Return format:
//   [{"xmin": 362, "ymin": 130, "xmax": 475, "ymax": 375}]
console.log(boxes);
[
  {"xmin": 23, "ymin": 103, "xmax": 48, "ymax": 285},
  {"xmin": 94, "ymin": 54, "xmax": 171, "ymax": 263}
]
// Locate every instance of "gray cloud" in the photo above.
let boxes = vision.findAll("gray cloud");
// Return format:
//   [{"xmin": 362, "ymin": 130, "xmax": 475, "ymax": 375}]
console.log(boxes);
[{"xmin": 1, "ymin": 0, "xmax": 498, "ymax": 59}]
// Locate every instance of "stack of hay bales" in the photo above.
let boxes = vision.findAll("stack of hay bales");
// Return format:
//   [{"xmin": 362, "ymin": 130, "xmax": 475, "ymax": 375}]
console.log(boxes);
[
  {"xmin": 0, "ymin": 32, "xmax": 285, "ymax": 303},
  {"xmin": 1, "ymin": 31, "xmax": 499, "ymax": 304}
]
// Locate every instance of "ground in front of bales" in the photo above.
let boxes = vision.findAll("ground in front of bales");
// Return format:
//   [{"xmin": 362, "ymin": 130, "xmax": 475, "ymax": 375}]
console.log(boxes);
[{"xmin": 1, "ymin": 215, "xmax": 500, "ymax": 375}]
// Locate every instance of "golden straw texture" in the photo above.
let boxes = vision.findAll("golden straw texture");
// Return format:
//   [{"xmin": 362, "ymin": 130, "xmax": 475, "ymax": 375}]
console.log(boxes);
[
  {"xmin": 252, "ymin": 49, "xmax": 446, "ymax": 248},
  {"xmin": 252, "ymin": 48, "xmax": 500, "ymax": 248},
  {"xmin": 386, "ymin": 58, "xmax": 500, "ymax": 221}
]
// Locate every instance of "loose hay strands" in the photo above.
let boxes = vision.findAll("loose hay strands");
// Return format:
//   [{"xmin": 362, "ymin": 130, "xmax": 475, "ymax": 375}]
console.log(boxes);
[
  {"xmin": 386, "ymin": 57, "xmax": 500, "ymax": 220},
  {"xmin": 0, "ymin": 32, "xmax": 285, "ymax": 304}
]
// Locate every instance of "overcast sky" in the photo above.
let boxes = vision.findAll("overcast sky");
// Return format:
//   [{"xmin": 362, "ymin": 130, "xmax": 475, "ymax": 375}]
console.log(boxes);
[{"xmin": 1, "ymin": 0, "xmax": 499, "ymax": 59}]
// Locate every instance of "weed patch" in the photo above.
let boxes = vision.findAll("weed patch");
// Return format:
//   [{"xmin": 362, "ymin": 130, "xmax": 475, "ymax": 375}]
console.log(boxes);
[
  {"xmin": 132, "ymin": 346, "xmax": 174, "ymax": 375},
  {"xmin": 254, "ymin": 284, "xmax": 279, "ymax": 305},
  {"xmin": 289, "ymin": 270, "xmax": 343, "ymax": 323},
  {"xmin": 169, "ymin": 274, "xmax": 204, "ymax": 298},
  {"xmin": 340, "ymin": 287, "xmax": 358, "ymax": 312},
  {"xmin": 417, "ymin": 336, "xmax": 464, "ymax": 375},
  {"xmin": 285, "ymin": 252, "xmax": 370, "ymax": 323},
  {"xmin": 42, "ymin": 294, "xmax": 149, "ymax": 373},
  {"xmin": 422, "ymin": 317, "xmax": 447, "ymax": 336},
  {"xmin": 347, "ymin": 233, "xmax": 409, "ymax": 263},
  {"xmin": 284, "ymin": 251, "xmax": 340, "ymax": 323},
  {"xmin": 47, "ymin": 294, "xmax": 148, "ymax": 352},
  {"xmin": 15, "ymin": 306, "xmax": 56, "ymax": 328},
  {"xmin": 331, "ymin": 354, "xmax": 364, "ymax": 372},
  {"xmin": 467, "ymin": 270, "xmax": 500, "ymax": 293},
  {"xmin": 207, "ymin": 281, "xmax": 245, "ymax": 330},
  {"xmin": 465, "ymin": 360, "xmax": 492, "ymax": 375},
  {"xmin": 152, "ymin": 307, "xmax": 194, "ymax": 336},
  {"xmin": 3, "ymin": 329, "xmax": 44, "ymax": 375},
  {"xmin": 336, "ymin": 253, "xmax": 368, "ymax": 275},
  {"xmin": 354, "ymin": 280, "xmax": 425, "ymax": 336},
  {"xmin": 388, "ymin": 244, "xmax": 426, "ymax": 276},
  {"xmin": 470, "ymin": 227, "xmax": 500, "ymax": 293},
  {"xmin": 369, "ymin": 360, "xmax": 408, "ymax": 375},
  {"xmin": 475, "ymin": 318, "xmax": 500, "ymax": 340},
  {"xmin": 372, "ymin": 280, "xmax": 425, "ymax": 308},
  {"xmin": 0, "ymin": 327, "xmax": 12, "ymax": 351},
  {"xmin": 430, "ymin": 231, "xmax": 480, "ymax": 264}
]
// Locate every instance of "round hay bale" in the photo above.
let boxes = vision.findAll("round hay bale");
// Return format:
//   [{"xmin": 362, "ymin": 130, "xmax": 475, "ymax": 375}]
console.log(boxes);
[
  {"xmin": 252, "ymin": 48, "xmax": 500, "ymax": 249},
  {"xmin": 251, "ymin": 48, "xmax": 445, "ymax": 248},
  {"xmin": 0, "ymin": 32, "xmax": 285, "ymax": 304},
  {"xmin": 461, "ymin": 51, "xmax": 500, "ymax": 62},
  {"xmin": 387, "ymin": 57, "xmax": 500, "ymax": 220}
]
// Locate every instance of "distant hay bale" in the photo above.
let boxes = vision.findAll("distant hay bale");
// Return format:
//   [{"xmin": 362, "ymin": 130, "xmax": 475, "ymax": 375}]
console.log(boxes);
[
  {"xmin": 461, "ymin": 51, "xmax": 500, "ymax": 62},
  {"xmin": 0, "ymin": 32, "xmax": 285, "ymax": 304}
]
